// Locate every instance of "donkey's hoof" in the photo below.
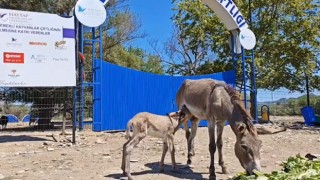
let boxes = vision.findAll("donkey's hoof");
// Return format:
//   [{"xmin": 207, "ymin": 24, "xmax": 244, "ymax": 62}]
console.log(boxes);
[
  {"xmin": 126, "ymin": 174, "xmax": 134, "ymax": 180},
  {"xmin": 222, "ymin": 166, "xmax": 229, "ymax": 174},
  {"xmin": 187, "ymin": 159, "xmax": 192, "ymax": 165}
]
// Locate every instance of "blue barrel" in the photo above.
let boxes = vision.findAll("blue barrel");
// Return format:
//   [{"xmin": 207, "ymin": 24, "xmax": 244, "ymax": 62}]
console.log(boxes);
[{"xmin": 301, "ymin": 106, "xmax": 316, "ymax": 126}]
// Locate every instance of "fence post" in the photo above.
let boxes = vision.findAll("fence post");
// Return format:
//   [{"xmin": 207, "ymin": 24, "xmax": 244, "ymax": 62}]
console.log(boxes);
[{"xmin": 62, "ymin": 88, "xmax": 67, "ymax": 136}]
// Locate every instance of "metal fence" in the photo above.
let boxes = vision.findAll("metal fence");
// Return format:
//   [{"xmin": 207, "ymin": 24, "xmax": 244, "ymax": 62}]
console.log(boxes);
[
  {"xmin": 0, "ymin": 87, "xmax": 74, "ymax": 131},
  {"xmin": 257, "ymin": 89, "xmax": 320, "ymax": 117}
]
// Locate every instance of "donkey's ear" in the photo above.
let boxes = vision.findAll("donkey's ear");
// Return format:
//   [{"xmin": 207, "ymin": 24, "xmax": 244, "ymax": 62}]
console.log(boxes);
[{"xmin": 237, "ymin": 123, "xmax": 246, "ymax": 134}]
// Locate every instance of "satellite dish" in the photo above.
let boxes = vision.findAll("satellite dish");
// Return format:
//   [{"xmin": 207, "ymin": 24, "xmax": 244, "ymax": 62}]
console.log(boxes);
[
  {"xmin": 239, "ymin": 28, "xmax": 256, "ymax": 50},
  {"xmin": 75, "ymin": 0, "xmax": 106, "ymax": 27}
]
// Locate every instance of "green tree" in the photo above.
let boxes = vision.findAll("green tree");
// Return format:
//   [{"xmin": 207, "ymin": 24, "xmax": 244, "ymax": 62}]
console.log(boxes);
[
  {"xmin": 165, "ymin": 1, "xmax": 225, "ymax": 75},
  {"xmin": 170, "ymin": 0, "xmax": 320, "ymax": 92},
  {"xmin": 127, "ymin": 47, "xmax": 164, "ymax": 74},
  {"xmin": 0, "ymin": 0, "xmax": 74, "ymax": 14},
  {"xmin": 141, "ymin": 55, "xmax": 164, "ymax": 74}
]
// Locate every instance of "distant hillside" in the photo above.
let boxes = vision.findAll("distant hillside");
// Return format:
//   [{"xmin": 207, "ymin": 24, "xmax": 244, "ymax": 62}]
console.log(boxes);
[{"xmin": 258, "ymin": 93, "xmax": 318, "ymax": 105}]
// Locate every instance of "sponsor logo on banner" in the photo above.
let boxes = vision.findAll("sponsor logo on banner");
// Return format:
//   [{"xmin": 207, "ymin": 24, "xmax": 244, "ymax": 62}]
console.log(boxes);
[
  {"xmin": 239, "ymin": 28, "xmax": 256, "ymax": 50},
  {"xmin": 9, "ymin": 12, "xmax": 31, "ymax": 24},
  {"xmin": 8, "ymin": 69, "xmax": 20, "ymax": 78},
  {"xmin": 0, "ymin": 10, "xmax": 31, "ymax": 25},
  {"xmin": 30, "ymin": 54, "xmax": 46, "ymax": 63},
  {"xmin": 6, "ymin": 37, "xmax": 22, "ymax": 48},
  {"xmin": 75, "ymin": 0, "xmax": 107, "ymax": 27},
  {"xmin": 54, "ymin": 40, "xmax": 67, "ymax": 50},
  {"xmin": 3, "ymin": 52, "xmax": 24, "ymax": 63},
  {"xmin": 29, "ymin": 41, "xmax": 47, "ymax": 46},
  {"xmin": 53, "ymin": 57, "xmax": 69, "ymax": 62},
  {"xmin": 0, "ymin": 12, "xmax": 8, "ymax": 22}
]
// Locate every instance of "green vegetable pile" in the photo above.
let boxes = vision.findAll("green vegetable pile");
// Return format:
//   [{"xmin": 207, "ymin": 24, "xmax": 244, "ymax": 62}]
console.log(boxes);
[{"xmin": 230, "ymin": 154, "xmax": 320, "ymax": 180}]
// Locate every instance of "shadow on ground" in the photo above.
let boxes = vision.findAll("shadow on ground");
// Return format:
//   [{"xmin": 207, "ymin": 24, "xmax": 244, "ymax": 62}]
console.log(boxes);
[
  {"xmin": 105, "ymin": 162, "xmax": 205, "ymax": 179},
  {"xmin": 0, "ymin": 135, "xmax": 49, "ymax": 143}
]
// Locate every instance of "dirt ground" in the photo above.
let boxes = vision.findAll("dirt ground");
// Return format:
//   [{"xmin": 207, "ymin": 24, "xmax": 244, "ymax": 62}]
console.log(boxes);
[{"xmin": 0, "ymin": 116, "xmax": 320, "ymax": 180}]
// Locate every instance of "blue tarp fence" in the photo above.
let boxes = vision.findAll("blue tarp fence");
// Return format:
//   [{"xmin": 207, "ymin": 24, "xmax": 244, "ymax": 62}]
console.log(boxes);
[{"xmin": 93, "ymin": 61, "xmax": 235, "ymax": 131}]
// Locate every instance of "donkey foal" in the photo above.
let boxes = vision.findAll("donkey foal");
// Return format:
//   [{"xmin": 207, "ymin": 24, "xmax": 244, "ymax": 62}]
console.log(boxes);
[{"xmin": 121, "ymin": 108, "xmax": 189, "ymax": 180}]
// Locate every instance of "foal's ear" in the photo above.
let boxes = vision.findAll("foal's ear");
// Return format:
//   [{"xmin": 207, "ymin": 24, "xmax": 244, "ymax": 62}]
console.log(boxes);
[{"xmin": 237, "ymin": 123, "xmax": 246, "ymax": 134}]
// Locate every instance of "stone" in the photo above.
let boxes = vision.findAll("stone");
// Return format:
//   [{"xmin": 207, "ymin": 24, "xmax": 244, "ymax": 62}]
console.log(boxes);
[
  {"xmin": 47, "ymin": 147, "xmax": 55, "ymax": 151},
  {"xmin": 95, "ymin": 139, "xmax": 104, "ymax": 144},
  {"xmin": 103, "ymin": 153, "xmax": 110, "ymax": 156},
  {"xmin": 16, "ymin": 170, "xmax": 25, "ymax": 174},
  {"xmin": 103, "ymin": 155, "xmax": 111, "ymax": 159},
  {"xmin": 0, "ymin": 174, "xmax": 4, "ymax": 179},
  {"xmin": 130, "ymin": 159, "xmax": 138, "ymax": 162},
  {"xmin": 271, "ymin": 155, "xmax": 276, "ymax": 158},
  {"xmin": 43, "ymin": 142, "xmax": 49, "ymax": 146}
]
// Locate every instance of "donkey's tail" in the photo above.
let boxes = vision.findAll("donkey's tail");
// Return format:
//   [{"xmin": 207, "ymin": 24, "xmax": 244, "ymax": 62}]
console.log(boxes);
[{"xmin": 125, "ymin": 119, "xmax": 134, "ymax": 140}]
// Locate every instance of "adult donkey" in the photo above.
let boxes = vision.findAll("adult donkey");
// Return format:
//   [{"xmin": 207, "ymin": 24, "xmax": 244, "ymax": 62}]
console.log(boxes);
[{"xmin": 176, "ymin": 79, "xmax": 262, "ymax": 179}]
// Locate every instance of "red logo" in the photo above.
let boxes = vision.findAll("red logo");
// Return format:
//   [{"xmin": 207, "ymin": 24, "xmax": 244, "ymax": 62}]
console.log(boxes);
[{"xmin": 3, "ymin": 52, "xmax": 24, "ymax": 63}]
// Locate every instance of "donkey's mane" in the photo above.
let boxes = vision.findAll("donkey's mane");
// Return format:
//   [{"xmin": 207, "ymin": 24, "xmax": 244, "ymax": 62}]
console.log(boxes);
[{"xmin": 223, "ymin": 84, "xmax": 257, "ymax": 136}]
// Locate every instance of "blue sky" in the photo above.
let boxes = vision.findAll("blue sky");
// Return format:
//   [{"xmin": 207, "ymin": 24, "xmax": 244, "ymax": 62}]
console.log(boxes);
[{"xmin": 127, "ymin": 0, "xmax": 174, "ymax": 52}]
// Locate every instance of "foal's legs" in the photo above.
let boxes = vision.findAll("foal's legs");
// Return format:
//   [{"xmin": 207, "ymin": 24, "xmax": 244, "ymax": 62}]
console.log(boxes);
[
  {"xmin": 216, "ymin": 122, "xmax": 229, "ymax": 174},
  {"xmin": 122, "ymin": 133, "xmax": 146, "ymax": 180},
  {"xmin": 160, "ymin": 137, "xmax": 169, "ymax": 172},
  {"xmin": 186, "ymin": 117, "xmax": 200, "ymax": 164},
  {"xmin": 167, "ymin": 134, "xmax": 176, "ymax": 169},
  {"xmin": 159, "ymin": 134, "xmax": 176, "ymax": 172},
  {"xmin": 208, "ymin": 120, "xmax": 217, "ymax": 180}
]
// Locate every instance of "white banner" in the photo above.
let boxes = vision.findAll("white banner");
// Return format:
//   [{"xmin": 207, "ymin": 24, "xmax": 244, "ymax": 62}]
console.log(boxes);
[{"xmin": 0, "ymin": 8, "xmax": 76, "ymax": 87}]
